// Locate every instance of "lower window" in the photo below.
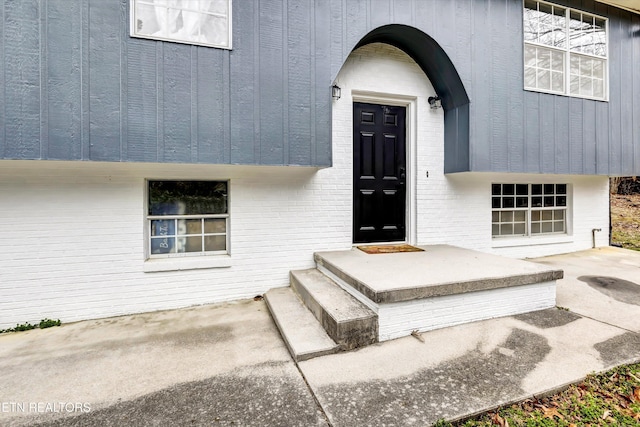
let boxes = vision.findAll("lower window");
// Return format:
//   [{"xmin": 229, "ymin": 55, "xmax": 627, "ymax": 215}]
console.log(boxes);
[
  {"xmin": 492, "ymin": 183, "xmax": 568, "ymax": 238},
  {"xmin": 147, "ymin": 181, "xmax": 228, "ymax": 257}
]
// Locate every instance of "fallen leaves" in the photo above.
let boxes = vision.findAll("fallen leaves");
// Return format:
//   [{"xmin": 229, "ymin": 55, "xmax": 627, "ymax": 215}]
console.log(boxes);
[
  {"xmin": 446, "ymin": 363, "xmax": 640, "ymax": 427},
  {"xmin": 490, "ymin": 412, "xmax": 508, "ymax": 427},
  {"xmin": 541, "ymin": 406, "xmax": 564, "ymax": 420}
]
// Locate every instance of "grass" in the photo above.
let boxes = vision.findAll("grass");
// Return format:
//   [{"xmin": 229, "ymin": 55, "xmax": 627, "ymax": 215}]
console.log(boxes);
[
  {"xmin": 0, "ymin": 318, "xmax": 61, "ymax": 334},
  {"xmin": 435, "ymin": 363, "xmax": 640, "ymax": 426},
  {"xmin": 611, "ymin": 194, "xmax": 640, "ymax": 251}
]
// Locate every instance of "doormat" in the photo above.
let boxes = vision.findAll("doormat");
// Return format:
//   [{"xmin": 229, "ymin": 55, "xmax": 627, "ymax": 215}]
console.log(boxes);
[{"xmin": 357, "ymin": 244, "xmax": 424, "ymax": 254}]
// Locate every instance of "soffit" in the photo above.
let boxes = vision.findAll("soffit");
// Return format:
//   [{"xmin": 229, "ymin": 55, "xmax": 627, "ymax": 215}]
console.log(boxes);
[{"xmin": 595, "ymin": 0, "xmax": 640, "ymax": 14}]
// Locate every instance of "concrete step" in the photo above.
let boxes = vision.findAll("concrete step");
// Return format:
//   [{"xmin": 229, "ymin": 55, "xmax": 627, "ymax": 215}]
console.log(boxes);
[
  {"xmin": 290, "ymin": 269, "xmax": 378, "ymax": 350},
  {"xmin": 264, "ymin": 287, "xmax": 340, "ymax": 362},
  {"xmin": 314, "ymin": 246, "xmax": 563, "ymax": 304}
]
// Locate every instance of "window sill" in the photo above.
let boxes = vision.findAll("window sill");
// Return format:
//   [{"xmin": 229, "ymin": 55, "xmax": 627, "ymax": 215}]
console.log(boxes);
[
  {"xmin": 491, "ymin": 235, "xmax": 573, "ymax": 249},
  {"xmin": 524, "ymin": 83, "xmax": 608, "ymax": 102},
  {"xmin": 143, "ymin": 255, "xmax": 232, "ymax": 273}
]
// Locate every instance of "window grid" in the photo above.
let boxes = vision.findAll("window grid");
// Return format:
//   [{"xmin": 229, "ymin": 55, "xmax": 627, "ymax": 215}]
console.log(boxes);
[
  {"xmin": 149, "ymin": 215, "xmax": 228, "ymax": 257},
  {"xmin": 492, "ymin": 184, "xmax": 568, "ymax": 238},
  {"xmin": 147, "ymin": 180, "xmax": 229, "ymax": 258},
  {"xmin": 523, "ymin": 0, "xmax": 607, "ymax": 101}
]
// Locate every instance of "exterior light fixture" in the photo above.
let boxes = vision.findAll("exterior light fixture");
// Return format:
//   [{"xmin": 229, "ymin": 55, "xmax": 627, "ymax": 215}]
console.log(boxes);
[
  {"xmin": 428, "ymin": 95, "xmax": 442, "ymax": 109},
  {"xmin": 332, "ymin": 84, "xmax": 341, "ymax": 100}
]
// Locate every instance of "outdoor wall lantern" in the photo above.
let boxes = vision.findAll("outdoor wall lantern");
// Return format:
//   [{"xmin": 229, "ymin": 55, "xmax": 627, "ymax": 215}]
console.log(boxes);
[
  {"xmin": 428, "ymin": 95, "xmax": 442, "ymax": 109},
  {"xmin": 332, "ymin": 84, "xmax": 341, "ymax": 100}
]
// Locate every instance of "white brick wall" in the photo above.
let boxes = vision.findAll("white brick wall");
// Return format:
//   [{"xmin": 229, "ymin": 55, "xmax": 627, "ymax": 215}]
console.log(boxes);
[
  {"xmin": 0, "ymin": 161, "xmax": 350, "ymax": 328},
  {"xmin": 0, "ymin": 43, "xmax": 611, "ymax": 327}
]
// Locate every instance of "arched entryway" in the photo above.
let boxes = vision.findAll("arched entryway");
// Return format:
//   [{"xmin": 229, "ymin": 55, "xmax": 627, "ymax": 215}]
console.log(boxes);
[{"xmin": 332, "ymin": 26, "xmax": 469, "ymax": 245}]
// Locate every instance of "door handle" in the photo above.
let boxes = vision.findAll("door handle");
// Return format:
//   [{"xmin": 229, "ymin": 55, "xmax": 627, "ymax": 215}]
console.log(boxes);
[{"xmin": 399, "ymin": 167, "xmax": 406, "ymax": 185}]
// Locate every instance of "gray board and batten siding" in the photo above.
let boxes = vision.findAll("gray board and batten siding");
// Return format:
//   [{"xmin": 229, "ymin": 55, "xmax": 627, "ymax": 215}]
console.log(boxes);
[{"xmin": 0, "ymin": 0, "xmax": 638, "ymax": 175}]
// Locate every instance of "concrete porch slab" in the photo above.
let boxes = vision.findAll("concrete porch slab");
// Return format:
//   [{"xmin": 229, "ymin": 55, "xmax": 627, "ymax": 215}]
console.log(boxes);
[{"xmin": 315, "ymin": 244, "xmax": 564, "ymax": 304}]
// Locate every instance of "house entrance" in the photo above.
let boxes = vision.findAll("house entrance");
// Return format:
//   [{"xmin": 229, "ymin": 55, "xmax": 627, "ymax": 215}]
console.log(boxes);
[{"xmin": 353, "ymin": 102, "xmax": 407, "ymax": 244}]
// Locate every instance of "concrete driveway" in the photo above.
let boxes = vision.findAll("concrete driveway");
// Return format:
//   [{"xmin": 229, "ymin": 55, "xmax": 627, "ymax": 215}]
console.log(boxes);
[
  {"xmin": 1, "ymin": 247, "xmax": 639, "ymax": 426},
  {"xmin": 0, "ymin": 300, "xmax": 326, "ymax": 427}
]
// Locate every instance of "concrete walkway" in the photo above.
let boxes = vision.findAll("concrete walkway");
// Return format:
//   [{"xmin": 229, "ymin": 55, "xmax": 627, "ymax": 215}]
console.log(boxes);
[{"xmin": 1, "ymin": 247, "xmax": 640, "ymax": 426}]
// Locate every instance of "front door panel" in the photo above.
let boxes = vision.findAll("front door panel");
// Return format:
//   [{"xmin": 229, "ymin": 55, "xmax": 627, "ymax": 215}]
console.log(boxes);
[{"xmin": 353, "ymin": 102, "xmax": 406, "ymax": 243}]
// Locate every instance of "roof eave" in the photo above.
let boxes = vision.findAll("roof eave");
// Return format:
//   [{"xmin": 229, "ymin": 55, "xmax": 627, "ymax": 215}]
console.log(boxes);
[{"xmin": 594, "ymin": 1, "xmax": 640, "ymax": 15}]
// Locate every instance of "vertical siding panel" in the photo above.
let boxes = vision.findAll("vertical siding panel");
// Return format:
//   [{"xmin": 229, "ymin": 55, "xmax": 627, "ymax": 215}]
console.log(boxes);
[
  {"xmin": 0, "ymin": 1, "xmax": 4, "ymax": 157},
  {"xmin": 434, "ymin": 0, "xmax": 455, "ymax": 52},
  {"xmin": 196, "ymin": 48, "xmax": 225, "ymax": 164},
  {"xmin": 345, "ymin": 1, "xmax": 368, "ymax": 51},
  {"xmin": 554, "ymin": 96, "xmax": 570, "ymax": 173},
  {"xmin": 540, "ymin": 97, "xmax": 555, "ymax": 173},
  {"xmin": 393, "ymin": 0, "xmax": 413, "ymax": 24},
  {"xmin": 88, "ymin": 0, "xmax": 121, "ymax": 161},
  {"xmin": 607, "ymin": 11, "xmax": 622, "ymax": 174},
  {"xmin": 253, "ymin": 4, "xmax": 260, "ymax": 164},
  {"xmin": 282, "ymin": 1, "xmax": 289, "ymax": 165},
  {"xmin": 288, "ymin": 0, "xmax": 312, "ymax": 165},
  {"xmin": 156, "ymin": 44, "xmax": 164, "ymax": 161},
  {"xmin": 523, "ymin": 92, "xmax": 540, "ymax": 171},
  {"xmin": 4, "ymin": 0, "xmax": 41, "ymax": 159},
  {"xmin": 490, "ymin": 0, "xmax": 508, "ymax": 172},
  {"xmin": 229, "ymin": 2, "xmax": 255, "ymax": 164},
  {"xmin": 595, "ymin": 102, "xmax": 609, "ymax": 175},
  {"xmin": 126, "ymin": 40, "xmax": 158, "ymax": 162},
  {"xmin": 506, "ymin": 0, "xmax": 524, "ymax": 172},
  {"xmin": 370, "ymin": 0, "xmax": 391, "ymax": 29},
  {"xmin": 618, "ymin": 13, "xmax": 634, "ymax": 175},
  {"xmin": 582, "ymin": 100, "xmax": 597, "ymax": 174},
  {"xmin": 39, "ymin": 1, "xmax": 48, "ymax": 159},
  {"xmin": 413, "ymin": 0, "xmax": 435, "ymax": 37},
  {"xmin": 454, "ymin": 0, "xmax": 473, "ymax": 95},
  {"xmin": 190, "ymin": 46, "xmax": 198, "ymax": 163},
  {"xmin": 259, "ymin": 0, "xmax": 284, "ymax": 165},
  {"xmin": 470, "ymin": 0, "xmax": 491, "ymax": 170},
  {"xmin": 569, "ymin": 98, "xmax": 584, "ymax": 174},
  {"xmin": 119, "ymin": 0, "xmax": 128, "ymax": 161},
  {"xmin": 162, "ymin": 45, "xmax": 192, "ymax": 163},
  {"xmin": 46, "ymin": 0, "xmax": 82, "ymax": 160},
  {"xmin": 315, "ymin": 0, "xmax": 332, "ymax": 166},
  {"xmin": 634, "ymin": 13, "xmax": 640, "ymax": 174},
  {"xmin": 329, "ymin": 0, "xmax": 344, "ymax": 80},
  {"xmin": 222, "ymin": 48, "xmax": 231, "ymax": 163},
  {"xmin": 80, "ymin": 0, "xmax": 90, "ymax": 159}
]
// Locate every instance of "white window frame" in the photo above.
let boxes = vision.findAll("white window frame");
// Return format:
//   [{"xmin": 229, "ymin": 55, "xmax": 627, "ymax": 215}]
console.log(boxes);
[
  {"xmin": 130, "ymin": 0, "xmax": 232, "ymax": 50},
  {"xmin": 492, "ymin": 183, "xmax": 570, "ymax": 239},
  {"xmin": 146, "ymin": 180, "xmax": 230, "ymax": 259},
  {"xmin": 523, "ymin": 0, "xmax": 608, "ymax": 101}
]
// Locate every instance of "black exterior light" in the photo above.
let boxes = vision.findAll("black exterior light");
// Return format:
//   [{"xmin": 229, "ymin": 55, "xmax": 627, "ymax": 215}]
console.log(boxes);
[
  {"xmin": 428, "ymin": 95, "xmax": 442, "ymax": 109},
  {"xmin": 332, "ymin": 84, "xmax": 341, "ymax": 100}
]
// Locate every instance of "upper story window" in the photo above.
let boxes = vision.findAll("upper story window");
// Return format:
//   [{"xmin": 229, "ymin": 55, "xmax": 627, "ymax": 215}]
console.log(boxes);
[
  {"xmin": 131, "ymin": 0, "xmax": 232, "ymax": 49},
  {"xmin": 523, "ymin": 0, "xmax": 607, "ymax": 100},
  {"xmin": 148, "ymin": 181, "xmax": 229, "ymax": 258}
]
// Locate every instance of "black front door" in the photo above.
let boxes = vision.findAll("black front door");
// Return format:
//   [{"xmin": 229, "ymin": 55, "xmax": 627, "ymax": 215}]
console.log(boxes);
[{"xmin": 353, "ymin": 102, "xmax": 406, "ymax": 244}]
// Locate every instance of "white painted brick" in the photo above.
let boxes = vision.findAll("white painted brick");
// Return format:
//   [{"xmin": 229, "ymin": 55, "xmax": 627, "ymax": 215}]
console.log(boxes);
[
  {"xmin": 378, "ymin": 282, "xmax": 557, "ymax": 341},
  {"xmin": 0, "ymin": 43, "xmax": 611, "ymax": 327}
]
